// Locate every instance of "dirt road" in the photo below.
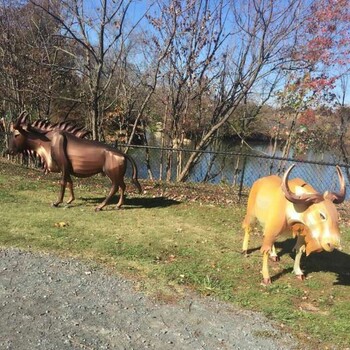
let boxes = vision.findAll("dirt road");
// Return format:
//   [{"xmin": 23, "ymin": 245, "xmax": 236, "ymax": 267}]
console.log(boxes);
[{"xmin": 0, "ymin": 248, "xmax": 300, "ymax": 350}]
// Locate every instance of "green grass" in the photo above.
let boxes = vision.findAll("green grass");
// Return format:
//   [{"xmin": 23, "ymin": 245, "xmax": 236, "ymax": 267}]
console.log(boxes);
[{"xmin": 1, "ymin": 160, "xmax": 350, "ymax": 349}]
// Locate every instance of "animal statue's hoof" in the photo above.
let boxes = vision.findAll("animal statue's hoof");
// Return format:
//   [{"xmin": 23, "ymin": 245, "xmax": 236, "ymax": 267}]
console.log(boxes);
[
  {"xmin": 95, "ymin": 207, "xmax": 102, "ymax": 212},
  {"xmin": 261, "ymin": 278, "xmax": 271, "ymax": 286},
  {"xmin": 51, "ymin": 202, "xmax": 60, "ymax": 207},
  {"xmin": 296, "ymin": 274, "xmax": 305, "ymax": 281},
  {"xmin": 269, "ymin": 255, "xmax": 280, "ymax": 262}
]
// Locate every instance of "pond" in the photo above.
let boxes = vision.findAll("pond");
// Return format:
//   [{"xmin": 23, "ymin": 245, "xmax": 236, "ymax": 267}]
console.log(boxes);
[{"xmin": 126, "ymin": 135, "xmax": 349, "ymax": 198}]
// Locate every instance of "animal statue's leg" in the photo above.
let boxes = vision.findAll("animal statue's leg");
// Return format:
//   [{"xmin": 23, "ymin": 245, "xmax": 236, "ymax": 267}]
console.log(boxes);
[
  {"xmin": 262, "ymin": 251, "xmax": 271, "ymax": 285},
  {"xmin": 53, "ymin": 177, "xmax": 67, "ymax": 207},
  {"xmin": 293, "ymin": 234, "xmax": 306, "ymax": 280},
  {"xmin": 96, "ymin": 152, "xmax": 127, "ymax": 211},
  {"xmin": 66, "ymin": 181, "xmax": 75, "ymax": 204},
  {"xmin": 53, "ymin": 173, "xmax": 73, "ymax": 207},
  {"xmin": 95, "ymin": 184, "xmax": 118, "ymax": 211},
  {"xmin": 116, "ymin": 180, "xmax": 126, "ymax": 209},
  {"xmin": 51, "ymin": 132, "xmax": 74, "ymax": 207}
]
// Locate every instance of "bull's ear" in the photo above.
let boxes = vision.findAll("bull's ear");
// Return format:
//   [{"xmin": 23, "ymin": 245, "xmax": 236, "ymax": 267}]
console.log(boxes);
[{"xmin": 323, "ymin": 191, "xmax": 338, "ymax": 202}]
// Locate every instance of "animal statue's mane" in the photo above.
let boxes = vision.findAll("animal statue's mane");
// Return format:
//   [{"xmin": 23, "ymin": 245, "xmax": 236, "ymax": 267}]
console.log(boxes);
[
  {"xmin": 30, "ymin": 119, "xmax": 90, "ymax": 139},
  {"xmin": 14, "ymin": 112, "xmax": 90, "ymax": 173}
]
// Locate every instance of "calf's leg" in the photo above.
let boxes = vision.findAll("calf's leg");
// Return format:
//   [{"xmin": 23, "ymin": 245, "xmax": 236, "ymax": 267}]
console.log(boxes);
[
  {"xmin": 293, "ymin": 234, "xmax": 306, "ymax": 280},
  {"xmin": 269, "ymin": 244, "xmax": 280, "ymax": 262}
]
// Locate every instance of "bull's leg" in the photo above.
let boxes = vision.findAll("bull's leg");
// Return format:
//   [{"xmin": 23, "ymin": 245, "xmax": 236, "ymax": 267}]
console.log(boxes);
[
  {"xmin": 242, "ymin": 225, "xmax": 251, "ymax": 256},
  {"xmin": 262, "ymin": 251, "xmax": 271, "ymax": 285},
  {"xmin": 293, "ymin": 235, "xmax": 306, "ymax": 280},
  {"xmin": 260, "ymin": 226, "xmax": 279, "ymax": 285},
  {"xmin": 242, "ymin": 214, "xmax": 255, "ymax": 256},
  {"xmin": 95, "ymin": 184, "xmax": 118, "ymax": 211}
]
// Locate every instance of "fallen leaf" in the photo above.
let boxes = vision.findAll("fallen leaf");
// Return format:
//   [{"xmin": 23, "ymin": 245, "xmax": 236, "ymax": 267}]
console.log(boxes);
[{"xmin": 54, "ymin": 222, "xmax": 69, "ymax": 228}]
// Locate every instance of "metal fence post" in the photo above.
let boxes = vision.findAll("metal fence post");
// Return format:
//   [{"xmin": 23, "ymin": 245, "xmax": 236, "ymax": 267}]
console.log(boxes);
[{"xmin": 238, "ymin": 155, "xmax": 247, "ymax": 201}]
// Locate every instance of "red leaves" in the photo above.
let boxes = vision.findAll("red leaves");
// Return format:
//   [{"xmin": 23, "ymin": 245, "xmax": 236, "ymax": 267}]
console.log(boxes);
[
  {"xmin": 303, "ymin": 0, "xmax": 350, "ymax": 67},
  {"xmin": 298, "ymin": 109, "xmax": 316, "ymax": 126}
]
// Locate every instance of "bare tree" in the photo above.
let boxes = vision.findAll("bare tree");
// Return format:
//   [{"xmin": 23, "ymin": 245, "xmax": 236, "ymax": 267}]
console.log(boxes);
[
  {"xmin": 30, "ymin": 0, "xmax": 149, "ymax": 140},
  {"xmin": 337, "ymin": 72, "xmax": 350, "ymax": 181},
  {"xmin": 339, "ymin": 73, "xmax": 349, "ymax": 107},
  {"xmin": 0, "ymin": 0, "xmax": 67, "ymax": 118},
  {"xmin": 146, "ymin": 0, "xmax": 231, "ymax": 180},
  {"xmin": 146, "ymin": 0, "xmax": 303, "ymax": 182}
]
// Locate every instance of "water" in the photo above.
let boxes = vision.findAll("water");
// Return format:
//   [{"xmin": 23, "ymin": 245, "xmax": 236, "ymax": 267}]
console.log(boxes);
[{"xmin": 126, "ymin": 136, "xmax": 349, "ymax": 198}]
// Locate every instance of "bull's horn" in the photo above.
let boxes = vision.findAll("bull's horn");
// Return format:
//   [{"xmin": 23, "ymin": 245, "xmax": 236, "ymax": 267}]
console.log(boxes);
[
  {"xmin": 281, "ymin": 164, "xmax": 323, "ymax": 205},
  {"xmin": 329, "ymin": 166, "xmax": 346, "ymax": 204}
]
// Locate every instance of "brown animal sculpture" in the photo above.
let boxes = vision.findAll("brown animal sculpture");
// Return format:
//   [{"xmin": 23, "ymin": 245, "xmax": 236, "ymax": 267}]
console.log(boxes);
[
  {"xmin": 8, "ymin": 112, "xmax": 142, "ymax": 211},
  {"xmin": 9, "ymin": 112, "xmax": 91, "ymax": 174},
  {"xmin": 242, "ymin": 164, "xmax": 346, "ymax": 285}
]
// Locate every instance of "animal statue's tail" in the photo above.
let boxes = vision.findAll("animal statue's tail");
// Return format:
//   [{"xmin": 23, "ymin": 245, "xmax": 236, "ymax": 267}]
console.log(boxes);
[{"xmin": 125, "ymin": 154, "xmax": 142, "ymax": 194}]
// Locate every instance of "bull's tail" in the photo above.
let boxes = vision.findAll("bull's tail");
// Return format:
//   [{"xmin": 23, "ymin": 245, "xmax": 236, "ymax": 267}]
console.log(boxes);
[{"xmin": 125, "ymin": 154, "xmax": 142, "ymax": 194}]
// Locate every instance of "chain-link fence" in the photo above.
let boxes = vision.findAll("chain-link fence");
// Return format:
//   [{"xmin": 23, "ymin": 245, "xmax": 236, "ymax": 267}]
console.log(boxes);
[
  {"xmin": 122, "ymin": 144, "xmax": 350, "ymax": 200},
  {"xmin": 1, "ymin": 130, "xmax": 349, "ymax": 200}
]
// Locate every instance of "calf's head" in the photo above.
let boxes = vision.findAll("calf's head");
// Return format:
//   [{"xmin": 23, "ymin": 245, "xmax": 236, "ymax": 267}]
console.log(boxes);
[{"xmin": 282, "ymin": 165, "xmax": 346, "ymax": 253}]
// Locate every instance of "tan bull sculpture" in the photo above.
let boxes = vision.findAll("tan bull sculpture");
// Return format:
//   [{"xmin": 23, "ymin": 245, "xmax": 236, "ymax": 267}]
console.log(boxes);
[
  {"xmin": 242, "ymin": 165, "xmax": 346, "ymax": 285},
  {"xmin": 8, "ymin": 111, "xmax": 142, "ymax": 210}
]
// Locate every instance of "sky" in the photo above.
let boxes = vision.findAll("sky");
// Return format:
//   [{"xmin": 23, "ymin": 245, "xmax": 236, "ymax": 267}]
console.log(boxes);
[{"xmin": 74, "ymin": 0, "xmax": 350, "ymax": 107}]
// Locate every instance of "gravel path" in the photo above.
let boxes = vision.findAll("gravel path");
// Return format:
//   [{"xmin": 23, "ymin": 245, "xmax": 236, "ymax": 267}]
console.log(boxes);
[{"xmin": 0, "ymin": 248, "xmax": 300, "ymax": 350}]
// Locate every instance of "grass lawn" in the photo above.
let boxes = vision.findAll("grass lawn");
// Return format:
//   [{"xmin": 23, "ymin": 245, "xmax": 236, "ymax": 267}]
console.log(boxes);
[{"xmin": 1, "ymin": 160, "xmax": 350, "ymax": 349}]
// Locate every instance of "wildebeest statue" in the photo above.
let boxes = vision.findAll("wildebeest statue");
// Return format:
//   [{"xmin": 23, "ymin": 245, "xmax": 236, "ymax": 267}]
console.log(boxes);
[{"xmin": 8, "ymin": 111, "xmax": 142, "ymax": 211}]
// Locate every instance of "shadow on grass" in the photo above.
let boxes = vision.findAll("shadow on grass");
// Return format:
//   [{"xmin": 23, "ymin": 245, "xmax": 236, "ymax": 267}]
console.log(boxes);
[
  {"xmin": 246, "ymin": 247, "xmax": 260, "ymax": 255},
  {"xmin": 79, "ymin": 196, "xmax": 181, "ymax": 209},
  {"xmin": 275, "ymin": 238, "xmax": 350, "ymax": 286}
]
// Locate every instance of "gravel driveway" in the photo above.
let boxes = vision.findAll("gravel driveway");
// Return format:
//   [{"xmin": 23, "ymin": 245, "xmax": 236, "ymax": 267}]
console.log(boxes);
[{"xmin": 0, "ymin": 248, "xmax": 300, "ymax": 350}]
